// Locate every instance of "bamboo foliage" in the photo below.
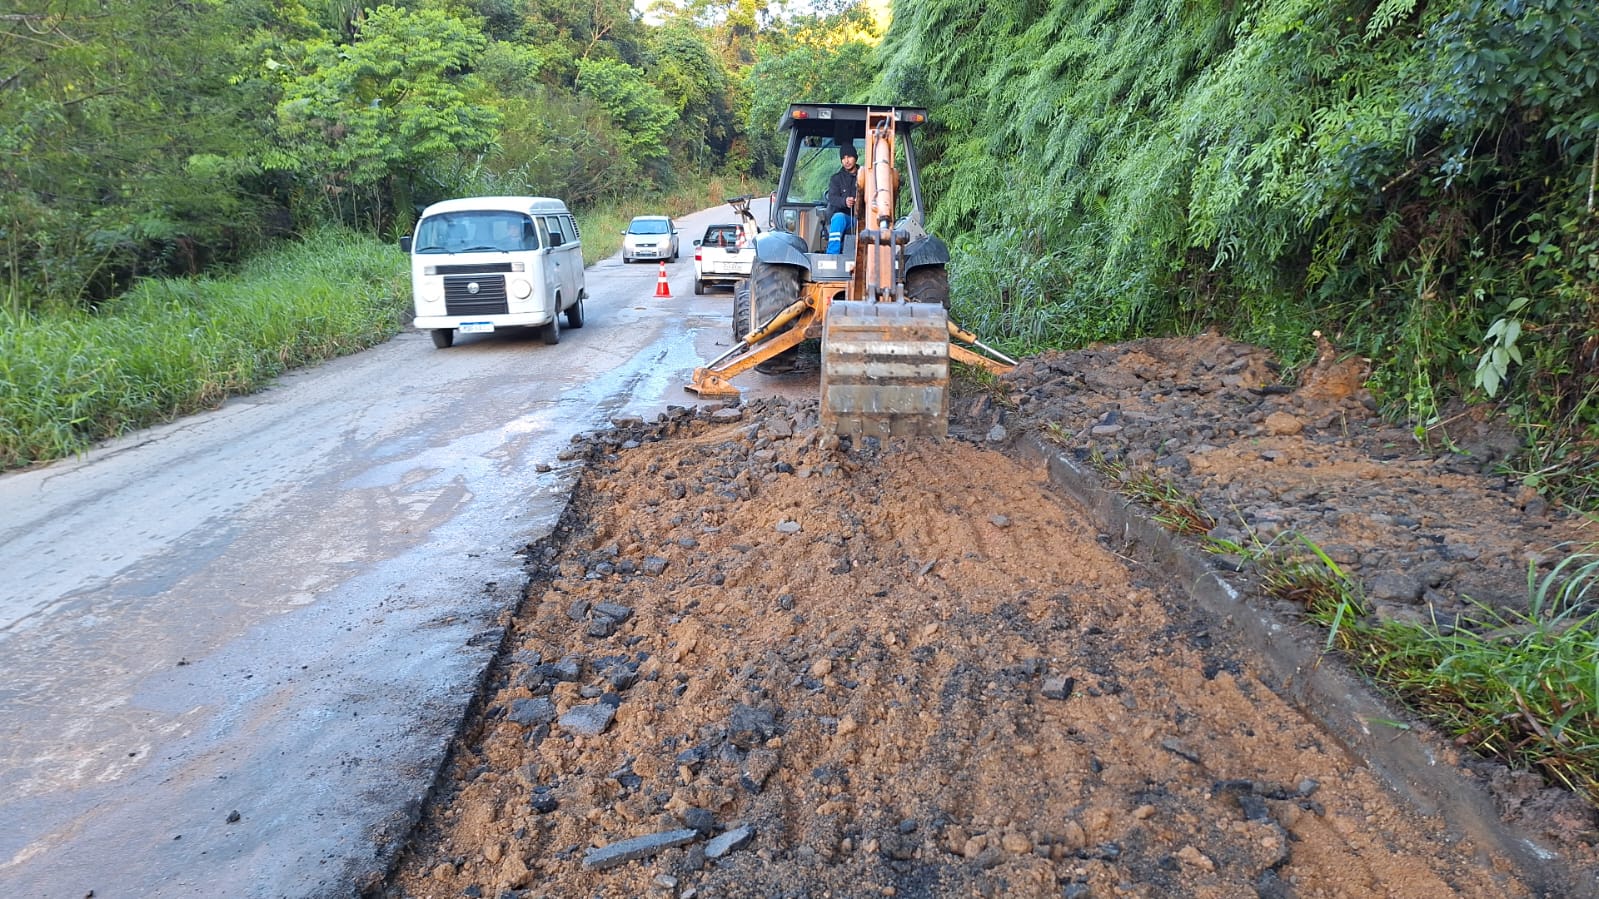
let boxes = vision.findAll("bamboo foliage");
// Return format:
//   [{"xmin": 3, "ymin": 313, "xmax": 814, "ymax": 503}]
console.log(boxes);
[{"xmin": 881, "ymin": 0, "xmax": 1599, "ymax": 497}]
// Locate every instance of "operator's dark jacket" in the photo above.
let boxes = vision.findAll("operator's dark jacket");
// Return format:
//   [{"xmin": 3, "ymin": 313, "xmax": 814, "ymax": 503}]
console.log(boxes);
[{"xmin": 825, "ymin": 167, "xmax": 859, "ymax": 221}]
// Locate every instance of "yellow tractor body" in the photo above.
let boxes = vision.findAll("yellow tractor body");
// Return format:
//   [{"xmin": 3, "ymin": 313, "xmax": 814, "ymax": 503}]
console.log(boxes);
[{"xmin": 687, "ymin": 104, "xmax": 1014, "ymax": 437}]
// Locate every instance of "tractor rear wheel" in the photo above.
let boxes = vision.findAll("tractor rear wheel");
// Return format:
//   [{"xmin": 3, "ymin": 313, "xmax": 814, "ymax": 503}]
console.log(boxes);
[
  {"xmin": 905, "ymin": 265, "xmax": 949, "ymax": 308},
  {"xmin": 732, "ymin": 280, "xmax": 752, "ymax": 344}
]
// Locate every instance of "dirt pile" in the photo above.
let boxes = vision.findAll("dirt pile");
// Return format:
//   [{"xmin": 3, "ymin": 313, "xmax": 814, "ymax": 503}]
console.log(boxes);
[
  {"xmin": 967, "ymin": 332, "xmax": 1590, "ymax": 628},
  {"xmin": 377, "ymin": 332, "xmax": 1599, "ymax": 898}
]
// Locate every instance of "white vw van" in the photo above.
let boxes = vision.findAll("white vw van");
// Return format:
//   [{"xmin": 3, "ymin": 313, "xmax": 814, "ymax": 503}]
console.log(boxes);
[{"xmin": 401, "ymin": 196, "xmax": 588, "ymax": 348}]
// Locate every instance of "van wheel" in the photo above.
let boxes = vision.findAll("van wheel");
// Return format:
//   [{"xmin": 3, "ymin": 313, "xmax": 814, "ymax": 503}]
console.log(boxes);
[
  {"xmin": 541, "ymin": 315, "xmax": 560, "ymax": 345},
  {"xmin": 566, "ymin": 294, "xmax": 585, "ymax": 329},
  {"xmin": 431, "ymin": 329, "xmax": 454, "ymax": 349}
]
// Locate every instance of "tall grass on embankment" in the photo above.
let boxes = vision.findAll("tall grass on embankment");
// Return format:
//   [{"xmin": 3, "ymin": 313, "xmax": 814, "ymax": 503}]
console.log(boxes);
[
  {"xmin": 1088, "ymin": 450, "xmax": 1599, "ymax": 809},
  {"xmin": 1295, "ymin": 549, "xmax": 1599, "ymax": 806},
  {"xmin": 1231, "ymin": 521, "xmax": 1599, "ymax": 808},
  {"xmin": 1, "ymin": 227, "xmax": 408, "ymax": 471}
]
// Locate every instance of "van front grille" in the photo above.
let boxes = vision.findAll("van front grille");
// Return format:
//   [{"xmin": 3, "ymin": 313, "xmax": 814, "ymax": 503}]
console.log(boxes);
[
  {"xmin": 443, "ymin": 275, "xmax": 509, "ymax": 316},
  {"xmin": 436, "ymin": 263, "xmax": 516, "ymax": 275}
]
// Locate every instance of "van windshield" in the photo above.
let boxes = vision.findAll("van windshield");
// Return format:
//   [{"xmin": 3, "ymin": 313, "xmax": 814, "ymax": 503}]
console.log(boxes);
[{"xmin": 414, "ymin": 211, "xmax": 539, "ymax": 253}]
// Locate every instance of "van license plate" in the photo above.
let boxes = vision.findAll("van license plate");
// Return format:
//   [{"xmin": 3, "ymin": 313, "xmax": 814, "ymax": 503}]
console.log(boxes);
[{"xmin": 459, "ymin": 322, "xmax": 494, "ymax": 334}]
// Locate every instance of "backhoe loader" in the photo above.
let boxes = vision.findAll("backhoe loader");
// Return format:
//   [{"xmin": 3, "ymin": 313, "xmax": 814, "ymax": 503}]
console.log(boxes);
[{"xmin": 686, "ymin": 104, "xmax": 1015, "ymax": 438}]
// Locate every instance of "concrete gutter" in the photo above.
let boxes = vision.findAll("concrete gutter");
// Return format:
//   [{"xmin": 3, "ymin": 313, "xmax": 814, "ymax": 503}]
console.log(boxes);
[{"xmin": 1014, "ymin": 432, "xmax": 1593, "ymax": 899}]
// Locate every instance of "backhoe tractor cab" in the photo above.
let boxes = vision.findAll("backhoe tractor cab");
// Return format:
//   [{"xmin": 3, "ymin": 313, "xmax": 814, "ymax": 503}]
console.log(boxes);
[{"xmin": 687, "ymin": 103, "xmax": 1015, "ymax": 439}]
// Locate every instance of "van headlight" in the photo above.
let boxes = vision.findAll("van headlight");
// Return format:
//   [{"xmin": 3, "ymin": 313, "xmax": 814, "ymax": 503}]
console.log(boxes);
[{"xmin": 510, "ymin": 278, "xmax": 532, "ymax": 299}]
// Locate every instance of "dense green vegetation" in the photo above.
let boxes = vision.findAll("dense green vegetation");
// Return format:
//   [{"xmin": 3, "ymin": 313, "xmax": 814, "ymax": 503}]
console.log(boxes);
[
  {"xmin": 2, "ymin": 0, "xmax": 870, "ymax": 311},
  {"xmin": 877, "ymin": 0, "xmax": 1599, "ymax": 500}
]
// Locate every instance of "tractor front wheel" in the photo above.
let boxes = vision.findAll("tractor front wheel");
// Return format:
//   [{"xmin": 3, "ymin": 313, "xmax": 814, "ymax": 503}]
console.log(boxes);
[
  {"xmin": 905, "ymin": 265, "xmax": 950, "ymax": 308},
  {"xmin": 750, "ymin": 261, "xmax": 804, "ymax": 374}
]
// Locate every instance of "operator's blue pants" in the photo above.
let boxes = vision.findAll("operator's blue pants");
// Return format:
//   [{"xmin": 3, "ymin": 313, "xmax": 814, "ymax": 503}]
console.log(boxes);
[{"xmin": 827, "ymin": 213, "xmax": 854, "ymax": 254}]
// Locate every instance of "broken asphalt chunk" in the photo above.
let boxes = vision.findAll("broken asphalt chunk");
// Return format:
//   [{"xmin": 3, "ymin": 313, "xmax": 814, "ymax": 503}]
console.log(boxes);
[
  {"xmin": 594, "ymin": 602, "xmax": 633, "ymax": 623},
  {"xmin": 507, "ymin": 697, "xmax": 556, "ymax": 728},
  {"xmin": 728, "ymin": 703, "xmax": 779, "ymax": 749},
  {"xmin": 1042, "ymin": 675, "xmax": 1075, "ymax": 700},
  {"xmin": 582, "ymin": 828, "xmax": 700, "ymax": 871},
  {"xmin": 559, "ymin": 703, "xmax": 617, "ymax": 736},
  {"xmin": 704, "ymin": 825, "xmax": 755, "ymax": 859},
  {"xmin": 1161, "ymin": 738, "xmax": 1202, "ymax": 765},
  {"xmin": 680, "ymin": 806, "xmax": 716, "ymax": 837}
]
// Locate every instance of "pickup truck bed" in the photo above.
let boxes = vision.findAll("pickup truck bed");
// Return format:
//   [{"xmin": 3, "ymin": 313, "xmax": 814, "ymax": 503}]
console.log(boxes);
[{"xmin": 693, "ymin": 224, "xmax": 754, "ymax": 295}]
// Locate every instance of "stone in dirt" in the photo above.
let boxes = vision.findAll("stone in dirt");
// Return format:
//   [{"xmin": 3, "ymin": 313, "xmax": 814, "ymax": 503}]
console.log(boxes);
[
  {"xmin": 507, "ymin": 697, "xmax": 555, "ymax": 728},
  {"xmin": 727, "ymin": 704, "xmax": 778, "ymax": 749},
  {"xmin": 594, "ymin": 602, "xmax": 633, "ymax": 622},
  {"xmin": 1041, "ymin": 675, "xmax": 1074, "ymax": 700}
]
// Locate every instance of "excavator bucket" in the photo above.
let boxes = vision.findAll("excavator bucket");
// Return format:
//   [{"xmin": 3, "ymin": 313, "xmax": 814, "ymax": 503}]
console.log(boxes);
[{"xmin": 820, "ymin": 300, "xmax": 950, "ymax": 438}]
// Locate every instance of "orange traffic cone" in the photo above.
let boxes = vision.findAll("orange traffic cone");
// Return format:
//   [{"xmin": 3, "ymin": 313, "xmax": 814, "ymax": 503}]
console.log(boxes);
[{"xmin": 654, "ymin": 260, "xmax": 671, "ymax": 298}]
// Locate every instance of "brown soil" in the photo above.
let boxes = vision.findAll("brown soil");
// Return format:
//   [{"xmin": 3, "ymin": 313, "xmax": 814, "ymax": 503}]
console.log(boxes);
[{"xmin": 377, "ymin": 334, "xmax": 1599, "ymax": 899}]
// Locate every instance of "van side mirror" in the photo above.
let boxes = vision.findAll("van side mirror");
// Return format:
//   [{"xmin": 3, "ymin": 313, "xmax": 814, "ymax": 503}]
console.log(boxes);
[{"xmin": 399, "ymin": 235, "xmax": 413, "ymax": 252}]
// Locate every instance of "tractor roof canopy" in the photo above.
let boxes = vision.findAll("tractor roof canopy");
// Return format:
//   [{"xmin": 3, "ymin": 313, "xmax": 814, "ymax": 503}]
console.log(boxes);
[{"xmin": 780, "ymin": 104, "xmax": 930, "ymax": 143}]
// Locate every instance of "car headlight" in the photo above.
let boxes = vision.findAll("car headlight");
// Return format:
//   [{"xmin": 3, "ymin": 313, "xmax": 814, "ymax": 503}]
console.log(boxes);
[{"xmin": 510, "ymin": 279, "xmax": 532, "ymax": 299}]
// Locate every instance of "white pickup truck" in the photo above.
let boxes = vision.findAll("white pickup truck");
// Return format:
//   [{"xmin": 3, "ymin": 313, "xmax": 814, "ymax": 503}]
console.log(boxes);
[{"xmin": 692, "ymin": 222, "xmax": 754, "ymax": 295}]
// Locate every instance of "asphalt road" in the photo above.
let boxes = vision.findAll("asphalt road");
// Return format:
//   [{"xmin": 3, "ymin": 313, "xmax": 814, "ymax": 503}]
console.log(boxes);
[{"xmin": 0, "ymin": 201, "xmax": 785, "ymax": 898}]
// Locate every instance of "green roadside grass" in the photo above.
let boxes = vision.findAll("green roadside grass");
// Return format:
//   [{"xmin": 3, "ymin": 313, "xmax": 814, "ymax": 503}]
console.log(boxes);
[
  {"xmin": 1084, "ymin": 449, "xmax": 1599, "ymax": 812},
  {"xmin": 1293, "ymin": 547, "xmax": 1599, "ymax": 806},
  {"xmin": 1, "ymin": 226, "xmax": 409, "ymax": 470}
]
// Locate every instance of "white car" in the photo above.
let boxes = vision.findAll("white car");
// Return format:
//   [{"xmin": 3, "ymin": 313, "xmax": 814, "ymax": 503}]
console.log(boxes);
[
  {"xmin": 621, "ymin": 215, "xmax": 679, "ymax": 263},
  {"xmin": 693, "ymin": 223, "xmax": 754, "ymax": 294}
]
